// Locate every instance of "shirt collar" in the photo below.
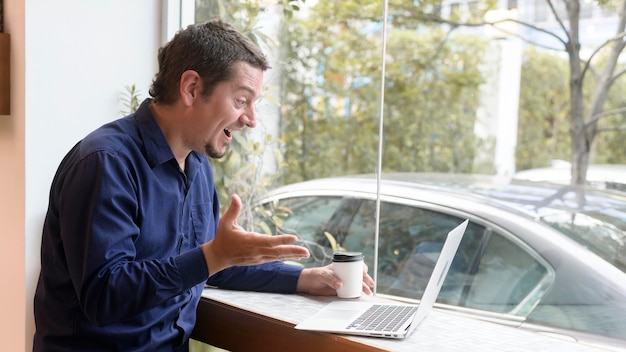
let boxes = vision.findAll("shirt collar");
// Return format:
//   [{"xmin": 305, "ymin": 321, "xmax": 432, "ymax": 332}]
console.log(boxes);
[{"xmin": 134, "ymin": 98, "xmax": 204, "ymax": 173}]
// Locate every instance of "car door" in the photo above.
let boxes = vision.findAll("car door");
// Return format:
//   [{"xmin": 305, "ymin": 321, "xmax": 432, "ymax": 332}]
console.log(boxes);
[{"xmin": 340, "ymin": 198, "xmax": 554, "ymax": 319}]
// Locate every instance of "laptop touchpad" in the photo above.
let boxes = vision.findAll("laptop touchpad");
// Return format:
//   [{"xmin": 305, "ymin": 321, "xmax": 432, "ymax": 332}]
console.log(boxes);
[{"xmin": 318, "ymin": 308, "xmax": 359, "ymax": 319}]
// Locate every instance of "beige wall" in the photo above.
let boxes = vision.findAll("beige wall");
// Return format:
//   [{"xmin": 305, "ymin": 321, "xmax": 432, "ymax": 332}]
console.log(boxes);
[{"xmin": 0, "ymin": 0, "xmax": 25, "ymax": 351}]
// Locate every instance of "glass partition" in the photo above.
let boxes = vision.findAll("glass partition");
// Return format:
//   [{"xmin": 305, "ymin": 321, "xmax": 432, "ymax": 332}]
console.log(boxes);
[
  {"xmin": 189, "ymin": 2, "xmax": 626, "ymax": 348},
  {"xmin": 193, "ymin": 1, "xmax": 385, "ymax": 227},
  {"xmin": 191, "ymin": 0, "xmax": 506, "ymax": 297}
]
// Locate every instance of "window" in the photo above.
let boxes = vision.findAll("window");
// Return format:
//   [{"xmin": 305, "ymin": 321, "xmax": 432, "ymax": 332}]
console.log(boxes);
[
  {"xmin": 544, "ymin": 211, "xmax": 626, "ymax": 272},
  {"xmin": 257, "ymin": 195, "xmax": 344, "ymax": 266},
  {"xmin": 190, "ymin": 1, "xmax": 626, "ymax": 343},
  {"xmin": 261, "ymin": 192, "xmax": 552, "ymax": 318},
  {"xmin": 460, "ymin": 232, "xmax": 549, "ymax": 314}
]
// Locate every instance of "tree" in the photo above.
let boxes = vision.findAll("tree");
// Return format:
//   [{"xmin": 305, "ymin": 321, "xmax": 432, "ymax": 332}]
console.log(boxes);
[
  {"xmin": 194, "ymin": 1, "xmax": 626, "ymax": 195},
  {"xmin": 419, "ymin": 0, "xmax": 626, "ymax": 185},
  {"xmin": 564, "ymin": 0, "xmax": 626, "ymax": 184},
  {"xmin": 516, "ymin": 48, "xmax": 571, "ymax": 169},
  {"xmin": 278, "ymin": 1, "xmax": 489, "ymax": 184},
  {"xmin": 517, "ymin": 46, "xmax": 626, "ymax": 169}
]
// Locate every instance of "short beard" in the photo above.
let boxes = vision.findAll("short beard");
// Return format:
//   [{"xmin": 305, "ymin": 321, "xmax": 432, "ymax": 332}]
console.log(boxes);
[{"xmin": 205, "ymin": 144, "xmax": 225, "ymax": 159}]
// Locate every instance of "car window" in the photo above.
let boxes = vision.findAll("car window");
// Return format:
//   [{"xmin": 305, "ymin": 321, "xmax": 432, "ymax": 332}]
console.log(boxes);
[
  {"xmin": 262, "ymin": 195, "xmax": 553, "ymax": 317},
  {"xmin": 343, "ymin": 200, "xmax": 552, "ymax": 317},
  {"xmin": 460, "ymin": 232, "xmax": 551, "ymax": 314},
  {"xmin": 351, "ymin": 201, "xmax": 476, "ymax": 293},
  {"xmin": 542, "ymin": 211, "xmax": 626, "ymax": 273},
  {"xmin": 257, "ymin": 196, "xmax": 344, "ymax": 266}
]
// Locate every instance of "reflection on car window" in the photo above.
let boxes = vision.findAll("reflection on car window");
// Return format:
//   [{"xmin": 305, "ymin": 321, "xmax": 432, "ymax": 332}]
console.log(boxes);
[
  {"xmin": 543, "ymin": 212, "xmax": 626, "ymax": 273},
  {"xmin": 263, "ymin": 195, "xmax": 553, "ymax": 317},
  {"xmin": 462, "ymin": 233, "xmax": 550, "ymax": 314},
  {"xmin": 258, "ymin": 196, "xmax": 344, "ymax": 266},
  {"xmin": 345, "ymin": 200, "xmax": 552, "ymax": 316}
]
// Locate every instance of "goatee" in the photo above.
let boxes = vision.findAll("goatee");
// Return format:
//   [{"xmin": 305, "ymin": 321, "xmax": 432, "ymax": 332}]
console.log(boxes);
[{"xmin": 205, "ymin": 144, "xmax": 225, "ymax": 159}]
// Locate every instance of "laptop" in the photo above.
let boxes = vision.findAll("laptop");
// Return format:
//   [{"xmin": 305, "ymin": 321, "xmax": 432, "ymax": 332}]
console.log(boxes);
[{"xmin": 295, "ymin": 219, "xmax": 469, "ymax": 339}]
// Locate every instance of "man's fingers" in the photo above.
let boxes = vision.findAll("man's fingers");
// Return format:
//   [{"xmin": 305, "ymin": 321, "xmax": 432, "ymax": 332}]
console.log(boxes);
[
  {"xmin": 250, "ymin": 233, "xmax": 305, "ymax": 248},
  {"xmin": 221, "ymin": 194, "xmax": 243, "ymax": 225},
  {"xmin": 238, "ymin": 246, "xmax": 310, "ymax": 266},
  {"xmin": 266, "ymin": 234, "xmax": 299, "ymax": 245},
  {"xmin": 262, "ymin": 244, "xmax": 310, "ymax": 259},
  {"xmin": 362, "ymin": 268, "xmax": 376, "ymax": 289},
  {"xmin": 242, "ymin": 233, "xmax": 310, "ymax": 259}
]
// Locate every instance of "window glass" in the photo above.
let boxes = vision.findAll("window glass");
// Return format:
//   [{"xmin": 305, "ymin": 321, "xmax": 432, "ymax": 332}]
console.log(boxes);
[
  {"xmin": 269, "ymin": 194, "xmax": 553, "ymax": 317},
  {"xmin": 372, "ymin": 210, "xmax": 548, "ymax": 314},
  {"xmin": 375, "ymin": 203, "xmax": 476, "ymax": 299},
  {"xmin": 258, "ymin": 196, "xmax": 344, "ymax": 267},
  {"xmin": 462, "ymin": 232, "xmax": 550, "ymax": 314},
  {"xmin": 543, "ymin": 212, "xmax": 626, "ymax": 273},
  {"xmin": 189, "ymin": 1, "xmax": 626, "ymax": 345},
  {"xmin": 368, "ymin": 205, "xmax": 548, "ymax": 313}
]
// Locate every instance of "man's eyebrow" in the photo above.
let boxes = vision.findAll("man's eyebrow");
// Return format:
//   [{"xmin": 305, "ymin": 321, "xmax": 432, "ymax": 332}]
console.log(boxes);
[
  {"xmin": 237, "ymin": 85, "xmax": 262, "ymax": 100},
  {"xmin": 237, "ymin": 85, "xmax": 256, "ymax": 95}
]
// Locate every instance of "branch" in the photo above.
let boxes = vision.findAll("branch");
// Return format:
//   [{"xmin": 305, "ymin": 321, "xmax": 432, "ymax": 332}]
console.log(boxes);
[
  {"xmin": 609, "ymin": 67, "xmax": 626, "ymax": 85},
  {"xmin": 490, "ymin": 18, "xmax": 567, "ymax": 47},
  {"xmin": 596, "ymin": 124, "xmax": 626, "ymax": 133},
  {"xmin": 426, "ymin": 26, "xmax": 458, "ymax": 65},
  {"xmin": 414, "ymin": 14, "xmax": 567, "ymax": 49},
  {"xmin": 587, "ymin": 106, "xmax": 626, "ymax": 127},
  {"xmin": 546, "ymin": 0, "xmax": 571, "ymax": 44},
  {"xmin": 582, "ymin": 31, "xmax": 626, "ymax": 80},
  {"xmin": 586, "ymin": 63, "xmax": 599, "ymax": 80}
]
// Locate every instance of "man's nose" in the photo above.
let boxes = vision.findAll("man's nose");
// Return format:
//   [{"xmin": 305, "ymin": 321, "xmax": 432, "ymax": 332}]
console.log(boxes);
[{"xmin": 241, "ymin": 106, "xmax": 257, "ymax": 128}]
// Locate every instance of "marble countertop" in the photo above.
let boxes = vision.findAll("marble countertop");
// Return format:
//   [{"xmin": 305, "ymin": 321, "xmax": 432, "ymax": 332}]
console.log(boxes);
[{"xmin": 201, "ymin": 287, "xmax": 614, "ymax": 351}]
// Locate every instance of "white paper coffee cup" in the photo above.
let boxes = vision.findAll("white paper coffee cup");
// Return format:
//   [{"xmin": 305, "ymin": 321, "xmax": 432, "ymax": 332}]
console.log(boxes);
[{"xmin": 333, "ymin": 252, "xmax": 364, "ymax": 298}]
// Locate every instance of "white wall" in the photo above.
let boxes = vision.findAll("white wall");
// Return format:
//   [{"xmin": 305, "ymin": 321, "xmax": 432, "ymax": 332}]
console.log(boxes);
[{"xmin": 24, "ymin": 1, "xmax": 163, "ymax": 349}]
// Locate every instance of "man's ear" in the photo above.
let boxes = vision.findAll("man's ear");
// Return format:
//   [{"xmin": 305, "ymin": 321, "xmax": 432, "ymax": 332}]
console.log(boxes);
[{"xmin": 180, "ymin": 70, "xmax": 201, "ymax": 106}]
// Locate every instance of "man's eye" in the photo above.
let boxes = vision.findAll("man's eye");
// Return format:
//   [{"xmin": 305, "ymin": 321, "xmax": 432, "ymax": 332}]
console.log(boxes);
[{"xmin": 236, "ymin": 99, "xmax": 247, "ymax": 108}]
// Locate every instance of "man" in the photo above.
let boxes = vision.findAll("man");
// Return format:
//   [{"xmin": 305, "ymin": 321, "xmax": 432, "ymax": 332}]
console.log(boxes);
[{"xmin": 34, "ymin": 19, "xmax": 374, "ymax": 352}]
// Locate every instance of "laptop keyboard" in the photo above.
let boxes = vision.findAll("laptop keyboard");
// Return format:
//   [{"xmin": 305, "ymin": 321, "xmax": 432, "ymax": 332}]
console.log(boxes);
[{"xmin": 346, "ymin": 304, "xmax": 418, "ymax": 332}]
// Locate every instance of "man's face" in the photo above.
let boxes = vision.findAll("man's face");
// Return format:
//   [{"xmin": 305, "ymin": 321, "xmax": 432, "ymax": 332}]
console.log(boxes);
[{"xmin": 187, "ymin": 61, "xmax": 263, "ymax": 159}]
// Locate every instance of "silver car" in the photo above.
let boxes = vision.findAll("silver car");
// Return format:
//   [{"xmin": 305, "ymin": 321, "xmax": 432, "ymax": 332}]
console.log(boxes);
[{"xmin": 256, "ymin": 173, "xmax": 626, "ymax": 349}]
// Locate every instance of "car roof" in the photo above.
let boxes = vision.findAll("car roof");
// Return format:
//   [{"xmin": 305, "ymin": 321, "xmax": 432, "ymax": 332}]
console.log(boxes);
[
  {"xmin": 269, "ymin": 172, "xmax": 626, "ymax": 223},
  {"xmin": 266, "ymin": 172, "xmax": 626, "ymax": 283}
]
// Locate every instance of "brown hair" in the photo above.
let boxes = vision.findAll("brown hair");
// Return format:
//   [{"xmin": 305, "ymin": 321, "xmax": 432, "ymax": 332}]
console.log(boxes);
[{"xmin": 149, "ymin": 18, "xmax": 270, "ymax": 104}]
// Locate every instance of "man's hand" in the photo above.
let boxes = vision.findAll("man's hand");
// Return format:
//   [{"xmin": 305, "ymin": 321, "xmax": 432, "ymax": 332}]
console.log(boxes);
[
  {"xmin": 296, "ymin": 263, "xmax": 375, "ymax": 296},
  {"xmin": 202, "ymin": 194, "xmax": 310, "ymax": 276}
]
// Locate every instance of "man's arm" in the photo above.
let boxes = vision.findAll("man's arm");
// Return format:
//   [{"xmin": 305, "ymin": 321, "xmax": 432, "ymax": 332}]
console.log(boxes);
[{"xmin": 57, "ymin": 151, "xmax": 208, "ymax": 325}]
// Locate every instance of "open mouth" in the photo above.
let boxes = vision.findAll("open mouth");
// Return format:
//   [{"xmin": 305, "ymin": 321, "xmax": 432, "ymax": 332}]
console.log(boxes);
[{"xmin": 224, "ymin": 128, "xmax": 232, "ymax": 138}]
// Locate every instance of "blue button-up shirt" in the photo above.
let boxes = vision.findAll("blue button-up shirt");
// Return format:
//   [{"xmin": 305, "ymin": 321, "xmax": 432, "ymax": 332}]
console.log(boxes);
[{"xmin": 33, "ymin": 99, "xmax": 303, "ymax": 352}]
